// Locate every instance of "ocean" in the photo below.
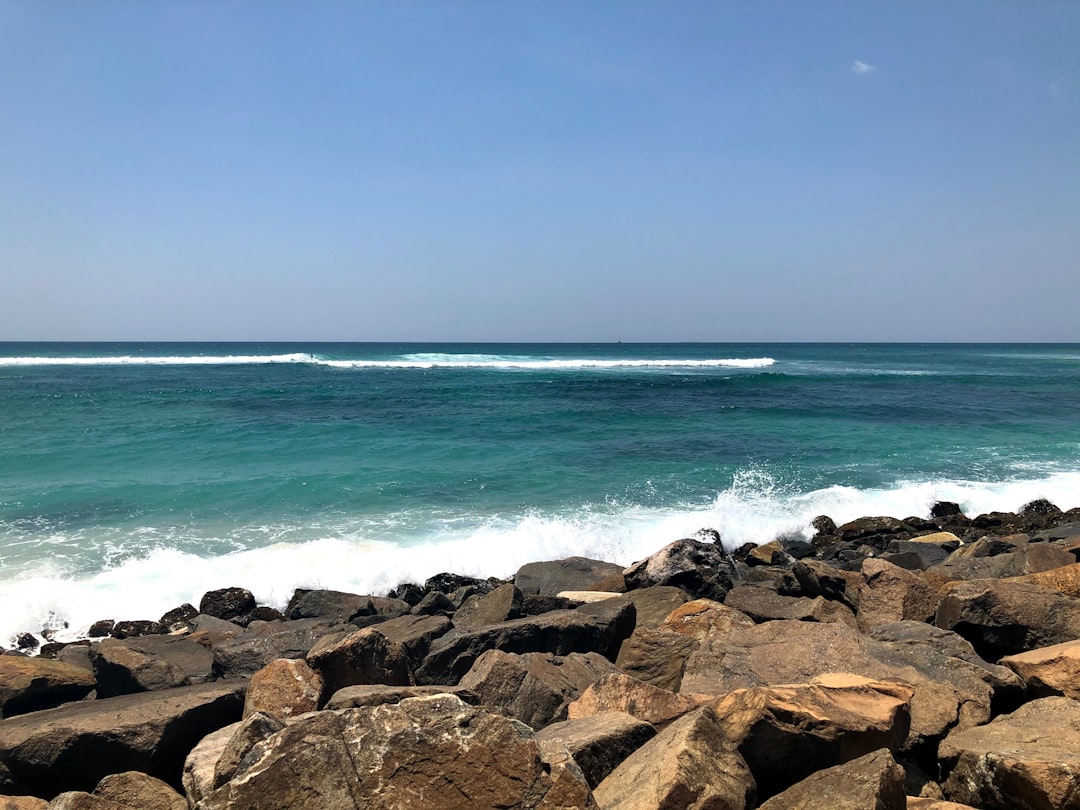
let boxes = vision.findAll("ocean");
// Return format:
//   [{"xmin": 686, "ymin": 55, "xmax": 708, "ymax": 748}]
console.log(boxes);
[{"xmin": 2, "ymin": 342, "xmax": 1079, "ymax": 645}]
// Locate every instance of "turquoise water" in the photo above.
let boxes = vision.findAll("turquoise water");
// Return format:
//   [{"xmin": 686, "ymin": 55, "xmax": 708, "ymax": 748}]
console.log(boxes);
[{"xmin": 1, "ymin": 343, "xmax": 1079, "ymax": 641}]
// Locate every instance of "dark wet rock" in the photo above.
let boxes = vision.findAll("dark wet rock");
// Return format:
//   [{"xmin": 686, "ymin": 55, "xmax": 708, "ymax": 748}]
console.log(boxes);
[
  {"xmin": 521, "ymin": 594, "xmax": 577, "ymax": 615},
  {"xmin": 386, "ymin": 582, "xmax": 425, "ymax": 605},
  {"xmin": 515, "ymin": 556, "xmax": 625, "ymax": 596},
  {"xmin": 284, "ymin": 589, "xmax": 367, "ymax": 622},
  {"xmin": 110, "ymin": 621, "xmax": 164, "ymax": 639},
  {"xmin": 458, "ymin": 649, "xmax": 619, "ymax": 729},
  {"xmin": 424, "ymin": 572, "xmax": 500, "ymax": 595},
  {"xmin": 243, "ymin": 606, "xmax": 283, "ymax": 623},
  {"xmin": 970, "ymin": 511, "xmax": 1023, "ymax": 534},
  {"xmin": 157, "ymin": 604, "xmax": 197, "ymax": 633},
  {"xmin": 87, "ymin": 621, "xmax": 114, "ymax": 639},
  {"xmin": 779, "ymin": 559, "xmax": 862, "ymax": 608},
  {"xmin": 90, "ymin": 635, "xmax": 213, "ymax": 698},
  {"xmin": 206, "ymin": 617, "xmax": 335, "ymax": 678},
  {"xmin": 0, "ymin": 681, "xmax": 245, "ymax": 799},
  {"xmin": 536, "ymin": 712, "xmax": 657, "ymax": 790},
  {"xmin": 198, "ymin": 588, "xmax": 256, "ymax": 622},
  {"xmin": 453, "ymin": 583, "xmax": 523, "ymax": 628},
  {"xmin": 409, "ymin": 590, "xmax": 456, "ymax": 616},
  {"xmin": 836, "ymin": 516, "xmax": 911, "ymax": 546},
  {"xmin": 812, "ymin": 514, "xmax": 837, "ymax": 534},
  {"xmin": 623, "ymin": 538, "xmax": 735, "ymax": 601},
  {"xmin": 885, "ymin": 537, "xmax": 959, "ymax": 570},
  {"xmin": 0, "ymin": 657, "xmax": 96, "ymax": 718},
  {"xmin": 931, "ymin": 502, "xmax": 964, "ymax": 519},
  {"xmin": 14, "ymin": 634, "xmax": 38, "ymax": 653}
]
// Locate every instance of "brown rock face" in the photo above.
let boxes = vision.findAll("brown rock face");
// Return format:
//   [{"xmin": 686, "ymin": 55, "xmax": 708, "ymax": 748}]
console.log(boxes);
[
  {"xmin": 0, "ymin": 681, "xmax": 245, "ymax": 799},
  {"xmin": 243, "ymin": 657, "xmax": 322, "ymax": 718},
  {"xmin": 592, "ymin": 706, "xmax": 755, "ymax": 810},
  {"xmin": 536, "ymin": 712, "xmax": 657, "ymax": 789},
  {"xmin": 454, "ymin": 583, "xmax": 524, "ymax": 628},
  {"xmin": 0, "ymin": 798, "xmax": 47, "ymax": 810},
  {"xmin": 89, "ymin": 635, "xmax": 213, "ymax": 698},
  {"xmin": 457, "ymin": 649, "xmax": 618, "ymax": 729},
  {"xmin": 756, "ymin": 748, "xmax": 907, "ymax": 810},
  {"xmin": 939, "ymin": 697, "xmax": 1080, "ymax": 810},
  {"xmin": 43, "ymin": 794, "xmax": 128, "ymax": 809},
  {"xmin": 0, "ymin": 657, "xmax": 96, "ymax": 718},
  {"xmin": 515, "ymin": 556, "xmax": 626, "ymax": 596},
  {"xmin": 198, "ymin": 693, "xmax": 597, "ymax": 809},
  {"xmin": 324, "ymin": 683, "xmax": 476, "ymax": 710},
  {"xmin": 568, "ymin": 672, "xmax": 699, "ymax": 727},
  {"xmin": 857, "ymin": 559, "xmax": 939, "ymax": 632},
  {"xmin": 92, "ymin": 771, "xmax": 187, "ymax": 810},
  {"xmin": 614, "ymin": 627, "xmax": 699, "ymax": 692},
  {"xmin": 724, "ymin": 585, "xmax": 856, "ymax": 626},
  {"xmin": 1000, "ymin": 639, "xmax": 1080, "ymax": 700},
  {"xmin": 708, "ymin": 675, "xmax": 913, "ymax": 801},
  {"xmin": 660, "ymin": 598, "xmax": 756, "ymax": 638}
]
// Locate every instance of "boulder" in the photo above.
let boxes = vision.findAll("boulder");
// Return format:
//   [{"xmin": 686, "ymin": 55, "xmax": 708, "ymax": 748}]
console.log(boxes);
[
  {"xmin": 212, "ymin": 711, "xmax": 284, "ymax": 789},
  {"xmin": 89, "ymin": 635, "xmax": 213, "ymax": 698},
  {"xmin": 306, "ymin": 626, "xmax": 413, "ymax": 693},
  {"xmin": 180, "ymin": 723, "xmax": 237, "ymax": 807},
  {"xmin": 616, "ymin": 586, "xmax": 689, "ymax": 629},
  {"xmin": 243, "ymin": 657, "xmax": 323, "ymax": 719},
  {"xmin": 935, "ymin": 578, "xmax": 1080, "ymax": 660},
  {"xmin": 324, "ymin": 683, "xmax": 477, "ymax": 710},
  {"xmin": 410, "ymin": 590, "xmax": 456, "ymax": 616},
  {"xmin": 453, "ymin": 583, "xmax": 524, "ymax": 628},
  {"xmin": 724, "ymin": 585, "xmax": 856, "ymax": 626},
  {"xmin": 708, "ymin": 674, "xmax": 912, "ymax": 800},
  {"xmin": 1000, "ymin": 639, "xmax": 1080, "ymax": 700},
  {"xmin": 458, "ymin": 649, "xmax": 617, "ymax": 729},
  {"xmin": 197, "ymin": 694, "xmax": 597, "ymax": 809},
  {"xmin": 285, "ymin": 589, "xmax": 368, "ymax": 622},
  {"xmin": 198, "ymin": 588, "xmax": 256, "ymax": 622},
  {"xmin": 884, "ymin": 538, "xmax": 958, "ymax": 570},
  {"xmin": 932, "ymin": 543, "xmax": 1074, "ymax": 581},
  {"xmin": 92, "ymin": 771, "xmax": 187, "ymax": 810},
  {"xmin": 756, "ymin": 748, "xmax": 906, "ymax": 810},
  {"xmin": 42, "ymin": 795, "xmax": 127, "ymax": 809},
  {"xmin": 204, "ymin": 617, "xmax": 335, "ymax": 678},
  {"xmin": 780, "ymin": 559, "xmax": 862, "ymax": 608},
  {"xmin": 836, "ymin": 516, "xmax": 912, "ymax": 546},
  {"xmin": 0, "ymin": 681, "xmax": 245, "ymax": 798},
  {"xmin": 659, "ymin": 598, "xmax": 757, "ymax": 638},
  {"xmin": 0, "ymin": 798, "xmax": 47, "ymax": 809},
  {"xmin": 744, "ymin": 541, "xmax": 790, "ymax": 567},
  {"xmin": 1014, "ymin": 560, "xmax": 1080, "ymax": 596},
  {"xmin": 592, "ymin": 706, "xmax": 755, "ymax": 810},
  {"xmin": 568, "ymin": 672, "xmax": 699, "ymax": 727},
  {"xmin": 614, "ymin": 627, "xmax": 700, "ymax": 692},
  {"xmin": 622, "ymin": 538, "xmax": 734, "ymax": 601},
  {"xmin": 856, "ymin": 559, "xmax": 939, "ymax": 632},
  {"xmin": 939, "ymin": 697, "xmax": 1080, "ymax": 809},
  {"xmin": 0, "ymin": 657, "xmax": 96, "ymax": 718},
  {"xmin": 158, "ymin": 604, "xmax": 198, "ymax": 633},
  {"xmin": 535, "ymin": 712, "xmax": 656, "ymax": 789},
  {"xmin": 415, "ymin": 602, "xmax": 634, "ymax": 685},
  {"xmin": 515, "ymin": 556, "xmax": 625, "ymax": 596}
]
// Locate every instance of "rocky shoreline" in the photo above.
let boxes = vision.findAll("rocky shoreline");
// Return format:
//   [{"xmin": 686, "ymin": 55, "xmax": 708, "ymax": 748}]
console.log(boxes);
[{"xmin": 3, "ymin": 499, "xmax": 1080, "ymax": 809}]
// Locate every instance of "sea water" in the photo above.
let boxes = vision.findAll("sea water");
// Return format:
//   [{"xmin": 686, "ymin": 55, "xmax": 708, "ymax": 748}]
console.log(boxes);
[{"xmin": 1, "ymin": 342, "xmax": 1078, "ymax": 644}]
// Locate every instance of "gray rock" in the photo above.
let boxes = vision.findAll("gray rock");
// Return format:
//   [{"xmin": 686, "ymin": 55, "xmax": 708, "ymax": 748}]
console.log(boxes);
[
  {"xmin": 89, "ymin": 635, "xmax": 213, "ymax": 698},
  {"xmin": 515, "ymin": 556, "xmax": 625, "ymax": 596},
  {"xmin": 623, "ymin": 538, "xmax": 734, "ymax": 601},
  {"xmin": 536, "ymin": 711, "xmax": 656, "ymax": 789},
  {"xmin": 454, "ymin": 583, "xmax": 523, "ymax": 628}
]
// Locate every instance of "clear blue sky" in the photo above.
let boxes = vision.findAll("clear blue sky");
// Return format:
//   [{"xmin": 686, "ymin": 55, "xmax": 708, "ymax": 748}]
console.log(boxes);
[{"xmin": 1, "ymin": 2, "xmax": 1077, "ymax": 341}]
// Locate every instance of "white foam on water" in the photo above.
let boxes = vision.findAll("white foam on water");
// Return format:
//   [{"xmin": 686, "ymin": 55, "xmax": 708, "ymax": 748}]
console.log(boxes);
[
  {"xmin": 3, "ymin": 468, "xmax": 1079, "ymax": 646},
  {"xmin": 316, "ymin": 356, "xmax": 776, "ymax": 370}
]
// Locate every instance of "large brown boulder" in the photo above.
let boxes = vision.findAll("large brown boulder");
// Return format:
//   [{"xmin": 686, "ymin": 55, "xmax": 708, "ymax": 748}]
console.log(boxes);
[
  {"xmin": 92, "ymin": 771, "xmax": 187, "ymax": 810},
  {"xmin": 515, "ymin": 557, "xmax": 625, "ymax": 596},
  {"xmin": 568, "ymin": 673, "xmax": 699, "ymax": 727},
  {"xmin": 204, "ymin": 617, "xmax": 336, "ymax": 678},
  {"xmin": 856, "ymin": 559, "xmax": 939, "ymax": 632},
  {"xmin": 0, "ymin": 798, "xmax": 47, "ymax": 810},
  {"xmin": 0, "ymin": 681, "xmax": 245, "ymax": 798},
  {"xmin": 592, "ymin": 706, "xmax": 755, "ymax": 810},
  {"xmin": 931, "ymin": 543, "xmax": 1075, "ymax": 582},
  {"xmin": 724, "ymin": 585, "xmax": 856, "ymax": 626},
  {"xmin": 306, "ymin": 625, "xmax": 413, "ymax": 692},
  {"xmin": 243, "ymin": 657, "xmax": 323, "ymax": 719},
  {"xmin": 197, "ymin": 693, "xmax": 597, "ymax": 809},
  {"xmin": 757, "ymin": 748, "xmax": 907, "ymax": 810},
  {"xmin": 1000, "ymin": 639, "xmax": 1080, "ymax": 700},
  {"xmin": 458, "ymin": 650, "xmax": 618, "ymax": 729},
  {"xmin": 708, "ymin": 675, "xmax": 913, "ymax": 801},
  {"xmin": 780, "ymin": 559, "xmax": 862, "ymax": 608},
  {"xmin": 535, "ymin": 712, "xmax": 656, "ymax": 790},
  {"xmin": 622, "ymin": 538, "xmax": 734, "ymax": 601},
  {"xmin": 936, "ymin": 578, "xmax": 1080, "ymax": 659},
  {"xmin": 939, "ymin": 696, "xmax": 1080, "ymax": 809},
  {"xmin": 617, "ymin": 586, "xmax": 690, "ymax": 630},
  {"xmin": 89, "ymin": 635, "xmax": 213, "ymax": 698},
  {"xmin": 453, "ymin": 583, "xmax": 524, "ymax": 628},
  {"xmin": 285, "ymin": 589, "xmax": 369, "ymax": 622},
  {"xmin": 0, "ymin": 657, "xmax": 96, "ymax": 718}
]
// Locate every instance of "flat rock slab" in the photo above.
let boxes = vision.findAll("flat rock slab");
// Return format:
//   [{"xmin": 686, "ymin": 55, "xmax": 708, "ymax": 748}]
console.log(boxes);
[
  {"xmin": 1001, "ymin": 639, "xmax": 1080, "ymax": 700},
  {"xmin": 939, "ymin": 696, "xmax": 1080, "ymax": 810},
  {"xmin": 756, "ymin": 748, "xmax": 906, "ymax": 810},
  {"xmin": 0, "ymin": 680, "xmax": 246, "ymax": 798},
  {"xmin": 0, "ymin": 657, "xmax": 96, "ymax": 718},
  {"xmin": 515, "ymin": 557, "xmax": 625, "ymax": 596},
  {"xmin": 324, "ymin": 683, "xmax": 476, "ymax": 710},
  {"xmin": 90, "ymin": 635, "xmax": 213, "ymax": 698},
  {"xmin": 536, "ymin": 712, "xmax": 657, "ymax": 790},
  {"xmin": 568, "ymin": 672, "xmax": 699, "ymax": 727}
]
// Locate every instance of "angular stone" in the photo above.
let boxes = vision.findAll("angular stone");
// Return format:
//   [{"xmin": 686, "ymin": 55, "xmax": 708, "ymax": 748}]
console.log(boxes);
[
  {"xmin": 0, "ymin": 657, "xmax": 96, "ymax": 718},
  {"xmin": 660, "ymin": 598, "xmax": 756, "ymax": 638},
  {"xmin": 43, "ymin": 794, "xmax": 127, "ymax": 810},
  {"xmin": 285, "ymin": 589, "xmax": 368, "ymax": 622},
  {"xmin": 617, "ymin": 586, "xmax": 690, "ymax": 629},
  {"xmin": 0, "ymin": 681, "xmax": 245, "ymax": 798},
  {"xmin": 536, "ymin": 712, "xmax": 656, "ymax": 789},
  {"xmin": 205, "ymin": 617, "xmax": 335, "ymax": 678},
  {"xmin": 213, "ymin": 711, "xmax": 284, "ymax": 789},
  {"xmin": 92, "ymin": 771, "xmax": 187, "ymax": 810},
  {"xmin": 324, "ymin": 683, "xmax": 476, "ymax": 710},
  {"xmin": 515, "ymin": 556, "xmax": 625, "ymax": 596},
  {"xmin": 933, "ymin": 543, "xmax": 1075, "ymax": 582},
  {"xmin": 243, "ymin": 657, "xmax": 323, "ymax": 719},
  {"xmin": 857, "ymin": 559, "xmax": 939, "ymax": 632},
  {"xmin": 709, "ymin": 674, "xmax": 912, "ymax": 800},
  {"xmin": 568, "ymin": 672, "xmax": 699, "ymax": 727},
  {"xmin": 199, "ymin": 694, "xmax": 597, "ymax": 809},
  {"xmin": 410, "ymin": 590, "xmax": 456, "ymax": 616},
  {"xmin": 592, "ymin": 706, "xmax": 755, "ymax": 810},
  {"xmin": 614, "ymin": 627, "xmax": 700, "ymax": 692},
  {"xmin": 453, "ymin": 583, "xmax": 523, "ymax": 628},
  {"xmin": 781, "ymin": 559, "xmax": 862, "ymax": 608},
  {"xmin": 936, "ymin": 578, "xmax": 1080, "ymax": 659},
  {"xmin": 756, "ymin": 748, "xmax": 906, "ymax": 810},
  {"xmin": 837, "ymin": 516, "xmax": 911, "ymax": 545},
  {"xmin": 1013, "ymin": 560, "xmax": 1080, "ymax": 596},
  {"xmin": 1000, "ymin": 639, "xmax": 1080, "ymax": 700},
  {"xmin": 0, "ymin": 799, "xmax": 47, "ymax": 810},
  {"xmin": 198, "ymin": 588, "xmax": 256, "ymax": 622},
  {"xmin": 939, "ymin": 696, "xmax": 1080, "ymax": 810},
  {"xmin": 181, "ymin": 723, "xmax": 237, "ymax": 807},
  {"xmin": 306, "ymin": 625, "xmax": 413, "ymax": 693},
  {"xmin": 89, "ymin": 635, "xmax": 213, "ymax": 698},
  {"xmin": 459, "ymin": 650, "xmax": 618, "ymax": 729},
  {"xmin": 623, "ymin": 538, "xmax": 734, "ymax": 601},
  {"xmin": 725, "ymin": 585, "xmax": 856, "ymax": 626}
]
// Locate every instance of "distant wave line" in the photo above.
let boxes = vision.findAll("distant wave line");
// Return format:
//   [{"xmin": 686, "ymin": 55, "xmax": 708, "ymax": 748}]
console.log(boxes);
[{"xmin": 0, "ymin": 354, "xmax": 777, "ymax": 370}]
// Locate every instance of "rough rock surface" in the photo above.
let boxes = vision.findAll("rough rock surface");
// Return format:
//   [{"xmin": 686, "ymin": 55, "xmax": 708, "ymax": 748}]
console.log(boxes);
[
  {"xmin": 0, "ymin": 798, "xmax": 47, "ymax": 809},
  {"xmin": 622, "ymin": 538, "xmax": 734, "ymax": 601},
  {"xmin": 198, "ymin": 588, "xmax": 256, "ymax": 622},
  {"xmin": 196, "ymin": 693, "xmax": 597, "ymax": 809},
  {"xmin": 857, "ymin": 559, "xmax": 939, "ymax": 632},
  {"xmin": 92, "ymin": 771, "xmax": 187, "ymax": 810},
  {"xmin": 453, "ymin": 583, "xmax": 524, "ymax": 628},
  {"xmin": 756, "ymin": 748, "xmax": 907, "ymax": 810},
  {"xmin": 205, "ymin": 618, "xmax": 334, "ymax": 678},
  {"xmin": 939, "ymin": 696, "xmax": 1080, "ymax": 810},
  {"xmin": 515, "ymin": 557, "xmax": 625, "ymax": 596},
  {"xmin": 243, "ymin": 657, "xmax": 323, "ymax": 718},
  {"xmin": 1000, "ymin": 639, "xmax": 1080, "ymax": 700},
  {"xmin": 0, "ymin": 657, "xmax": 96, "ymax": 718},
  {"xmin": 90, "ymin": 635, "xmax": 213, "ymax": 698},
  {"xmin": 0, "ymin": 681, "xmax": 245, "ymax": 798},
  {"xmin": 724, "ymin": 585, "xmax": 856, "ymax": 626},
  {"xmin": 568, "ymin": 672, "xmax": 699, "ymax": 727},
  {"xmin": 592, "ymin": 706, "xmax": 755, "ymax": 810},
  {"xmin": 323, "ymin": 683, "xmax": 476, "ymax": 709},
  {"xmin": 458, "ymin": 649, "xmax": 618, "ymax": 729},
  {"xmin": 535, "ymin": 712, "xmax": 656, "ymax": 789}
]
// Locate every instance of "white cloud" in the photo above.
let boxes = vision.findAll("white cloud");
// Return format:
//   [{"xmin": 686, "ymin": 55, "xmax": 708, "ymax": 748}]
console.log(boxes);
[{"xmin": 852, "ymin": 60, "xmax": 877, "ymax": 76}]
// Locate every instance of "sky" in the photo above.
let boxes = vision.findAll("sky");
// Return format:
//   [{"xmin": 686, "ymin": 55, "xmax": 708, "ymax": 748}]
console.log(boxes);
[{"xmin": 1, "ymin": 2, "xmax": 1078, "ymax": 342}]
